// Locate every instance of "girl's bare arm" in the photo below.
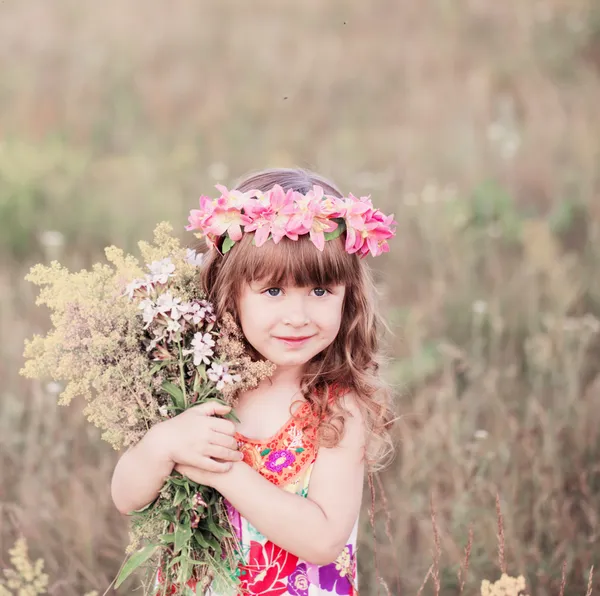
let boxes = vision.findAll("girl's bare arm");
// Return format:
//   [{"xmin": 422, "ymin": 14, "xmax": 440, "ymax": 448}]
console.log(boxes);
[{"xmin": 111, "ymin": 425, "xmax": 175, "ymax": 515}]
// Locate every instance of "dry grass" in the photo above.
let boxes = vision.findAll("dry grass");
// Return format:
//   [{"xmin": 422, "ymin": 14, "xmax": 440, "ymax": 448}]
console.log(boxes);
[{"xmin": 2, "ymin": 0, "xmax": 600, "ymax": 594}]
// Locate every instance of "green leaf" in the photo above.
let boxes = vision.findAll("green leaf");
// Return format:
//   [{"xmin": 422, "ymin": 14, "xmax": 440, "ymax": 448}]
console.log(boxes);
[
  {"xmin": 196, "ymin": 364, "xmax": 207, "ymax": 381},
  {"xmin": 159, "ymin": 532, "xmax": 175, "ymax": 545},
  {"xmin": 168, "ymin": 554, "xmax": 183, "ymax": 569},
  {"xmin": 210, "ymin": 524, "xmax": 231, "ymax": 540},
  {"xmin": 193, "ymin": 531, "xmax": 211, "ymax": 548},
  {"xmin": 178, "ymin": 557, "xmax": 192, "ymax": 584},
  {"xmin": 160, "ymin": 510, "xmax": 178, "ymax": 523},
  {"xmin": 295, "ymin": 448, "xmax": 304, "ymax": 453},
  {"xmin": 206, "ymin": 510, "xmax": 230, "ymax": 539},
  {"xmin": 162, "ymin": 380, "xmax": 185, "ymax": 409},
  {"xmin": 222, "ymin": 235, "xmax": 235, "ymax": 254},
  {"xmin": 212, "ymin": 540, "xmax": 222, "ymax": 559},
  {"xmin": 260, "ymin": 448, "xmax": 271, "ymax": 457},
  {"xmin": 115, "ymin": 544, "xmax": 159, "ymax": 588},
  {"xmin": 223, "ymin": 409, "xmax": 241, "ymax": 424},
  {"xmin": 149, "ymin": 361, "xmax": 172, "ymax": 375},
  {"xmin": 324, "ymin": 219, "xmax": 346, "ymax": 241},
  {"xmin": 173, "ymin": 487, "xmax": 187, "ymax": 507},
  {"xmin": 128, "ymin": 496, "xmax": 157, "ymax": 515},
  {"xmin": 174, "ymin": 523, "xmax": 193, "ymax": 554}
]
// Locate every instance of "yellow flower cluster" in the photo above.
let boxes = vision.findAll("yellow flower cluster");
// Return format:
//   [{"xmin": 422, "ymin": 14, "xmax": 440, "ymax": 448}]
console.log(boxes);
[
  {"xmin": 0, "ymin": 537, "xmax": 97, "ymax": 596},
  {"xmin": 20, "ymin": 222, "xmax": 210, "ymax": 449},
  {"xmin": 0, "ymin": 537, "xmax": 48, "ymax": 596},
  {"xmin": 481, "ymin": 573, "xmax": 529, "ymax": 596}
]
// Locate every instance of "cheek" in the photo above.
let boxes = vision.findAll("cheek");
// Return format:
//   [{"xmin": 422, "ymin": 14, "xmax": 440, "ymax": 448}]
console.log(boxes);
[
  {"xmin": 238, "ymin": 298, "xmax": 274, "ymax": 337},
  {"xmin": 318, "ymin": 305, "xmax": 344, "ymax": 337}
]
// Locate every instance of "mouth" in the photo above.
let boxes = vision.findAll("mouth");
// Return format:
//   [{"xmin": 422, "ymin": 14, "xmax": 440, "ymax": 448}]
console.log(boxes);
[{"xmin": 274, "ymin": 335, "xmax": 314, "ymax": 346}]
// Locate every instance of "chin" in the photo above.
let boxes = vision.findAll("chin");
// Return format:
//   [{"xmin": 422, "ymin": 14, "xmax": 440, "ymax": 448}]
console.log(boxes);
[{"xmin": 270, "ymin": 356, "xmax": 311, "ymax": 367}]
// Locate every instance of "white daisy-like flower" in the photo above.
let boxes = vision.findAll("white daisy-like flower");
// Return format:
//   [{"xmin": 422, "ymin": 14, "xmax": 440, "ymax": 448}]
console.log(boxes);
[
  {"xmin": 184, "ymin": 300, "xmax": 214, "ymax": 325},
  {"xmin": 207, "ymin": 363, "xmax": 241, "ymax": 390},
  {"xmin": 147, "ymin": 258, "xmax": 176, "ymax": 284},
  {"xmin": 155, "ymin": 292, "xmax": 182, "ymax": 317},
  {"xmin": 183, "ymin": 332, "xmax": 216, "ymax": 365},
  {"xmin": 166, "ymin": 318, "xmax": 182, "ymax": 334},
  {"xmin": 124, "ymin": 277, "xmax": 153, "ymax": 299},
  {"xmin": 139, "ymin": 298, "xmax": 157, "ymax": 328},
  {"xmin": 185, "ymin": 248, "xmax": 205, "ymax": 267}
]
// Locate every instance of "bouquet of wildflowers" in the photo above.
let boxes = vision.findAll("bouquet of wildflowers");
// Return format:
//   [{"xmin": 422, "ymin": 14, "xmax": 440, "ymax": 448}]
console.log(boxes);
[{"xmin": 19, "ymin": 222, "xmax": 275, "ymax": 594}]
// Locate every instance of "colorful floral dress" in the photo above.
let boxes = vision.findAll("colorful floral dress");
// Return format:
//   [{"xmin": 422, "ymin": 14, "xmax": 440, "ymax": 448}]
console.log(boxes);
[{"xmin": 216, "ymin": 397, "xmax": 360, "ymax": 596}]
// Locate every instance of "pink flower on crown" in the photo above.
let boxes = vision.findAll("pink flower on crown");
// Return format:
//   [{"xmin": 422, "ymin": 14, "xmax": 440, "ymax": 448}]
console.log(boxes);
[
  {"xmin": 345, "ymin": 203, "xmax": 396, "ymax": 258},
  {"xmin": 244, "ymin": 184, "xmax": 297, "ymax": 246},
  {"xmin": 341, "ymin": 194, "xmax": 372, "ymax": 254},
  {"xmin": 185, "ymin": 195, "xmax": 218, "ymax": 231},
  {"xmin": 186, "ymin": 187, "xmax": 252, "ymax": 244},
  {"xmin": 204, "ymin": 205, "xmax": 251, "ymax": 242},
  {"xmin": 283, "ymin": 186, "xmax": 343, "ymax": 251},
  {"xmin": 215, "ymin": 184, "xmax": 249, "ymax": 209}
]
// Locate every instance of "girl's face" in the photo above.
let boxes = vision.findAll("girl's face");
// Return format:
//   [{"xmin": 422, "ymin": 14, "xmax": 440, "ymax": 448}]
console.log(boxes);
[{"xmin": 238, "ymin": 280, "xmax": 346, "ymax": 373}]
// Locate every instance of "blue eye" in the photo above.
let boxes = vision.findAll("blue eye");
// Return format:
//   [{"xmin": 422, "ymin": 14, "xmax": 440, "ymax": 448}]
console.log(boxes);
[
  {"xmin": 265, "ymin": 288, "xmax": 281, "ymax": 297},
  {"xmin": 312, "ymin": 288, "xmax": 328, "ymax": 297}
]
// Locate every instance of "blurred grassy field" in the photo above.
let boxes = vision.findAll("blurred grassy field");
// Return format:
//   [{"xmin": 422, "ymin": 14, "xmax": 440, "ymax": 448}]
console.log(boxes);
[{"xmin": 2, "ymin": 0, "xmax": 600, "ymax": 594}]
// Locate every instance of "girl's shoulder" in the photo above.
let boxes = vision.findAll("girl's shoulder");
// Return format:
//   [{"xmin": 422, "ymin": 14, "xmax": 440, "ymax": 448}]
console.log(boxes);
[
  {"xmin": 326, "ymin": 380, "xmax": 352, "ymax": 402},
  {"xmin": 326, "ymin": 382, "xmax": 361, "ymax": 417}
]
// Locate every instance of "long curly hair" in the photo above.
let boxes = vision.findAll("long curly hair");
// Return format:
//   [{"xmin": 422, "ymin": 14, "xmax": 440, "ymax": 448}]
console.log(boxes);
[{"xmin": 196, "ymin": 167, "xmax": 396, "ymax": 470}]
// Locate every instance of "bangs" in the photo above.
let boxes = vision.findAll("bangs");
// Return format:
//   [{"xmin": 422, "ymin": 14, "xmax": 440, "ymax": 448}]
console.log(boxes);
[{"xmin": 228, "ymin": 233, "xmax": 357, "ymax": 288}]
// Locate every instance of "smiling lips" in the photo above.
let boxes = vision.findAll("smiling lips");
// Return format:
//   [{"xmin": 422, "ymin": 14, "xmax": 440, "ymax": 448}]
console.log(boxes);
[{"xmin": 274, "ymin": 335, "xmax": 314, "ymax": 346}]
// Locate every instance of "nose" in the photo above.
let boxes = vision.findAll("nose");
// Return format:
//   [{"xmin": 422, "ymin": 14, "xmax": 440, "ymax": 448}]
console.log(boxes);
[{"xmin": 282, "ymin": 295, "xmax": 310, "ymax": 327}]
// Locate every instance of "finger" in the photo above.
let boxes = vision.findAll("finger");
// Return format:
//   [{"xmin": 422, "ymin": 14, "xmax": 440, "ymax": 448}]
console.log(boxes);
[
  {"xmin": 174, "ymin": 463, "xmax": 192, "ymax": 476},
  {"xmin": 195, "ymin": 401, "xmax": 232, "ymax": 417},
  {"xmin": 206, "ymin": 445, "xmax": 244, "ymax": 462},
  {"xmin": 209, "ymin": 433, "xmax": 239, "ymax": 451},
  {"xmin": 210, "ymin": 418, "xmax": 236, "ymax": 436},
  {"xmin": 197, "ymin": 456, "xmax": 233, "ymax": 473}
]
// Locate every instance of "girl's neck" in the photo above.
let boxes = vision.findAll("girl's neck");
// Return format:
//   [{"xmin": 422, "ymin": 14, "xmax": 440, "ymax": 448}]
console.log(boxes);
[
  {"xmin": 264, "ymin": 363, "xmax": 304, "ymax": 390},
  {"xmin": 236, "ymin": 365, "xmax": 304, "ymax": 409}
]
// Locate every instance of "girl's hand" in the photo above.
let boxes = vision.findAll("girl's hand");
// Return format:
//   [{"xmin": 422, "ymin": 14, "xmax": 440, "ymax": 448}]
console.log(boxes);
[{"xmin": 149, "ymin": 401, "xmax": 244, "ymax": 473}]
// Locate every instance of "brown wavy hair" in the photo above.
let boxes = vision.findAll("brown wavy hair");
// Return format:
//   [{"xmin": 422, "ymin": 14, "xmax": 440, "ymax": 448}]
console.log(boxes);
[{"xmin": 195, "ymin": 167, "xmax": 396, "ymax": 470}]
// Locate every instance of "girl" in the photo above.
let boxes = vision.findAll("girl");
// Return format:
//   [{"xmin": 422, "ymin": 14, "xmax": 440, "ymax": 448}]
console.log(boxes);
[{"xmin": 111, "ymin": 167, "xmax": 396, "ymax": 595}]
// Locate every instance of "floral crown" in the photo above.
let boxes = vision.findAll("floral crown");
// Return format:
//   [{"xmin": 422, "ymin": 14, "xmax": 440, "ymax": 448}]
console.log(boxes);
[{"xmin": 186, "ymin": 183, "xmax": 396, "ymax": 258}]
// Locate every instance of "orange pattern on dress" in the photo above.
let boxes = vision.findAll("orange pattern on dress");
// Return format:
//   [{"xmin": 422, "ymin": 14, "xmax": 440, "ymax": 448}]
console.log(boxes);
[
  {"xmin": 235, "ymin": 401, "xmax": 319, "ymax": 487},
  {"xmin": 234, "ymin": 383, "xmax": 348, "ymax": 487}
]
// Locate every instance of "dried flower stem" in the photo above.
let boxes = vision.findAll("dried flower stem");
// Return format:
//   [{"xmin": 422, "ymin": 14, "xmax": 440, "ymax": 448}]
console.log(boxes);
[
  {"xmin": 430, "ymin": 494, "xmax": 441, "ymax": 596},
  {"xmin": 458, "ymin": 526, "xmax": 473, "ymax": 595},
  {"xmin": 177, "ymin": 341, "xmax": 188, "ymax": 407},
  {"xmin": 496, "ymin": 493, "xmax": 506, "ymax": 574},
  {"xmin": 585, "ymin": 565, "xmax": 594, "ymax": 596},
  {"xmin": 559, "ymin": 559, "xmax": 567, "ymax": 596}
]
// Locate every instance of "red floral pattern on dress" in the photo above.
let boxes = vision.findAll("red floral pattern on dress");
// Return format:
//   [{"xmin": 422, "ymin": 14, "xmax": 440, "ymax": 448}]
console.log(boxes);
[{"xmin": 238, "ymin": 540, "xmax": 299, "ymax": 595}]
